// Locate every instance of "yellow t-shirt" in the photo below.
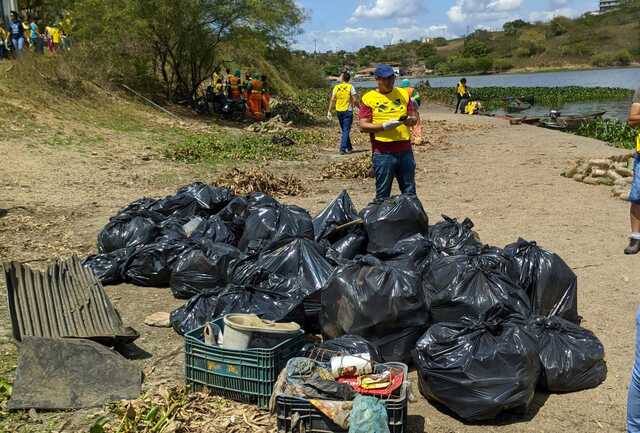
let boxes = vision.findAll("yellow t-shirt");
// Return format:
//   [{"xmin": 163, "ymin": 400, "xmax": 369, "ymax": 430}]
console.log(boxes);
[
  {"xmin": 333, "ymin": 83, "xmax": 354, "ymax": 112},
  {"xmin": 457, "ymin": 82, "xmax": 467, "ymax": 97},
  {"xmin": 361, "ymin": 87, "xmax": 411, "ymax": 142},
  {"xmin": 49, "ymin": 26, "xmax": 61, "ymax": 44}
]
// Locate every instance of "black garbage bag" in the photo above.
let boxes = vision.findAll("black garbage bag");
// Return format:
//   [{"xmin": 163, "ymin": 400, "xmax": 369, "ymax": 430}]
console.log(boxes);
[
  {"xmin": 424, "ymin": 248, "xmax": 531, "ymax": 324},
  {"xmin": 156, "ymin": 217, "xmax": 188, "ymax": 242},
  {"xmin": 368, "ymin": 326, "xmax": 427, "ymax": 364},
  {"xmin": 116, "ymin": 197, "xmax": 158, "ymax": 214},
  {"xmin": 256, "ymin": 238, "xmax": 334, "ymax": 296},
  {"xmin": 327, "ymin": 227, "xmax": 368, "ymax": 261},
  {"xmin": 413, "ymin": 305, "xmax": 541, "ymax": 421},
  {"xmin": 216, "ymin": 196, "xmax": 248, "ymax": 238},
  {"xmin": 169, "ymin": 242, "xmax": 241, "ymax": 299},
  {"xmin": 238, "ymin": 202, "xmax": 314, "ymax": 253},
  {"xmin": 191, "ymin": 215, "xmax": 236, "ymax": 245},
  {"xmin": 123, "ymin": 240, "xmax": 189, "ymax": 287},
  {"xmin": 374, "ymin": 233, "xmax": 440, "ymax": 273},
  {"xmin": 361, "ymin": 194, "xmax": 429, "ymax": 253},
  {"xmin": 97, "ymin": 211, "xmax": 160, "ymax": 253},
  {"xmin": 321, "ymin": 255, "xmax": 429, "ymax": 339},
  {"xmin": 529, "ymin": 315, "xmax": 606, "ymax": 393},
  {"xmin": 82, "ymin": 247, "xmax": 135, "ymax": 285},
  {"xmin": 170, "ymin": 274, "xmax": 306, "ymax": 335},
  {"xmin": 151, "ymin": 182, "xmax": 233, "ymax": 218},
  {"xmin": 428, "ymin": 215, "xmax": 482, "ymax": 256},
  {"xmin": 504, "ymin": 238, "xmax": 578, "ymax": 323},
  {"xmin": 312, "ymin": 190, "xmax": 359, "ymax": 243},
  {"xmin": 300, "ymin": 335, "xmax": 382, "ymax": 363}
]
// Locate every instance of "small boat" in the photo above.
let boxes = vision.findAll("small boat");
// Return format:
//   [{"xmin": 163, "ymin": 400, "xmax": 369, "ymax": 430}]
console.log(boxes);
[
  {"xmin": 504, "ymin": 115, "xmax": 542, "ymax": 126},
  {"xmin": 540, "ymin": 111, "xmax": 606, "ymax": 131},
  {"xmin": 504, "ymin": 96, "xmax": 535, "ymax": 113}
]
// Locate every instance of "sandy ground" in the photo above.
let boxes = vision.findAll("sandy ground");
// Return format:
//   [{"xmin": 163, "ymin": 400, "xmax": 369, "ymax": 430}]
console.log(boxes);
[{"xmin": 0, "ymin": 103, "xmax": 634, "ymax": 432}]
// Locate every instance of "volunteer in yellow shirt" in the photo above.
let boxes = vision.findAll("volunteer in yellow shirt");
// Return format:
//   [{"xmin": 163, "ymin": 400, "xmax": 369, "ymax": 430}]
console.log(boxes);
[
  {"xmin": 455, "ymin": 78, "xmax": 470, "ymax": 114},
  {"xmin": 359, "ymin": 64, "xmax": 418, "ymax": 200},
  {"xmin": 624, "ymin": 88, "xmax": 640, "ymax": 254},
  {"xmin": 327, "ymin": 72, "xmax": 358, "ymax": 154}
]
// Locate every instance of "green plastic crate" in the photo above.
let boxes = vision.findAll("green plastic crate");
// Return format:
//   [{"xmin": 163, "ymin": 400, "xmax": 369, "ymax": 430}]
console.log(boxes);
[{"xmin": 184, "ymin": 317, "xmax": 305, "ymax": 409}]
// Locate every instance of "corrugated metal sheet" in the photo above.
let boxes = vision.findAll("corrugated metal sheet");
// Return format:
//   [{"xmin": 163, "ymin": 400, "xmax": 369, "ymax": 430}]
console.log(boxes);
[{"xmin": 3, "ymin": 256, "xmax": 138, "ymax": 344}]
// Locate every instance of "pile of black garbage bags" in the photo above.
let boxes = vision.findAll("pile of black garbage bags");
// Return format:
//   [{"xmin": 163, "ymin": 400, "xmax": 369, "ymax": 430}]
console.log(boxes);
[{"xmin": 83, "ymin": 182, "xmax": 607, "ymax": 422}]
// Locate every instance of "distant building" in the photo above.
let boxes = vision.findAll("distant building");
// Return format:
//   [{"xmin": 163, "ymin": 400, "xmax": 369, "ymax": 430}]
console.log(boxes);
[
  {"xmin": 600, "ymin": 0, "xmax": 627, "ymax": 12},
  {"xmin": 1, "ymin": 0, "xmax": 18, "ymax": 23}
]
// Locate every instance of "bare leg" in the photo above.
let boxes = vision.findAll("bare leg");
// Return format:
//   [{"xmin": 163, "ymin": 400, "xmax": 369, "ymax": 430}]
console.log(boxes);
[{"xmin": 632, "ymin": 204, "xmax": 640, "ymax": 233}]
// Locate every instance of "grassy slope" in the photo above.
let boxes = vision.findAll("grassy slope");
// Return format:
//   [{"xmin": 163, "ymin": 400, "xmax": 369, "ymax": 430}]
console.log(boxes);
[{"xmin": 434, "ymin": 5, "xmax": 640, "ymax": 70}]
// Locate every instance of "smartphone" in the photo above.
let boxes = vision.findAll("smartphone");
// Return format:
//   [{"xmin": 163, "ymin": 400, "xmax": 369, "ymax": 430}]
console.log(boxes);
[{"xmin": 398, "ymin": 115, "xmax": 407, "ymax": 122}]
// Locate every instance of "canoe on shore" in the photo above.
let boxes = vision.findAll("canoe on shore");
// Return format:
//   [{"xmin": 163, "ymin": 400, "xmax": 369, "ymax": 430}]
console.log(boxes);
[{"xmin": 540, "ymin": 111, "xmax": 606, "ymax": 131}]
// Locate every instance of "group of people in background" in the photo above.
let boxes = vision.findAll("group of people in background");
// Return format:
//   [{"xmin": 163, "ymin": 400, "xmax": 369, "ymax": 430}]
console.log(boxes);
[
  {"xmin": 0, "ymin": 11, "xmax": 72, "ymax": 59},
  {"xmin": 454, "ymin": 78, "xmax": 482, "ymax": 115},
  {"xmin": 208, "ymin": 68, "xmax": 271, "ymax": 120}
]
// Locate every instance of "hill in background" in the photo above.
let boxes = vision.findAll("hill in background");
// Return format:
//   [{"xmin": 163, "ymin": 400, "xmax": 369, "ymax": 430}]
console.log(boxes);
[{"xmin": 314, "ymin": 1, "xmax": 640, "ymax": 76}]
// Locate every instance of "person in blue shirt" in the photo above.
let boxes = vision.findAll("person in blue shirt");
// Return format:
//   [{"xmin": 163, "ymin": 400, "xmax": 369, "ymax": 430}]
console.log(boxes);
[
  {"xmin": 9, "ymin": 11, "xmax": 25, "ymax": 55},
  {"xmin": 29, "ymin": 16, "xmax": 43, "ymax": 54}
]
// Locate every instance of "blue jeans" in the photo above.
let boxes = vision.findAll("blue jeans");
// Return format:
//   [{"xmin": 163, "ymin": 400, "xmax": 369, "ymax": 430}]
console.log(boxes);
[
  {"xmin": 336, "ymin": 111, "xmax": 353, "ymax": 152},
  {"xmin": 629, "ymin": 156, "xmax": 640, "ymax": 204},
  {"xmin": 11, "ymin": 37, "xmax": 25, "ymax": 53},
  {"xmin": 373, "ymin": 150, "xmax": 416, "ymax": 200},
  {"xmin": 629, "ymin": 306, "xmax": 640, "ymax": 432}
]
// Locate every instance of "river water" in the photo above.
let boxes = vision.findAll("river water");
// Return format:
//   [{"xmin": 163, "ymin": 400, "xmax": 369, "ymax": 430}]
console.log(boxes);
[{"xmin": 353, "ymin": 67, "xmax": 640, "ymax": 121}]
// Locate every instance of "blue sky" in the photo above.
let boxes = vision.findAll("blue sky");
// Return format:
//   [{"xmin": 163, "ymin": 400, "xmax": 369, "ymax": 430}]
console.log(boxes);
[{"xmin": 293, "ymin": 0, "xmax": 599, "ymax": 52}]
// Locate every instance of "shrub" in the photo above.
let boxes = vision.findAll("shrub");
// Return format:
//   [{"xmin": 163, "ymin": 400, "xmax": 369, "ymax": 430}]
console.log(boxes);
[
  {"xmin": 515, "ymin": 47, "xmax": 531, "ymax": 58},
  {"xmin": 493, "ymin": 58, "xmax": 514, "ymax": 72}
]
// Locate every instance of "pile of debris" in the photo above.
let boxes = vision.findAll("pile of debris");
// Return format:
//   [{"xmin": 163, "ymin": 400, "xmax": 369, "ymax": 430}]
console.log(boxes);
[
  {"xmin": 213, "ymin": 168, "xmax": 305, "ymax": 197},
  {"xmin": 104, "ymin": 386, "xmax": 275, "ymax": 433},
  {"xmin": 245, "ymin": 115, "xmax": 293, "ymax": 134},
  {"xmin": 269, "ymin": 98, "xmax": 315, "ymax": 125},
  {"xmin": 320, "ymin": 154, "xmax": 373, "ymax": 180},
  {"xmin": 75, "ymin": 183, "xmax": 606, "ymax": 423},
  {"xmin": 562, "ymin": 153, "xmax": 633, "ymax": 200}
]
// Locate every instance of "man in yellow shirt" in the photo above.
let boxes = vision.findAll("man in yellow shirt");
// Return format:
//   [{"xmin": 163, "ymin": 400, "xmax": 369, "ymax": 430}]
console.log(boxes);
[
  {"xmin": 359, "ymin": 64, "xmax": 418, "ymax": 199},
  {"xmin": 455, "ymin": 78, "xmax": 470, "ymax": 114},
  {"xmin": 327, "ymin": 72, "xmax": 358, "ymax": 154}
]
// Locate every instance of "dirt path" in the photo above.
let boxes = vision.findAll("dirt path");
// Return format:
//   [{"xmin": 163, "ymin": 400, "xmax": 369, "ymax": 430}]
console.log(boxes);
[{"xmin": 0, "ymin": 103, "xmax": 633, "ymax": 432}]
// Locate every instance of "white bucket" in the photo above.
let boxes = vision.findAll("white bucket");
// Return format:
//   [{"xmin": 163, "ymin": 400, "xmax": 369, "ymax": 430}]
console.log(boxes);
[{"xmin": 222, "ymin": 314, "xmax": 300, "ymax": 350}]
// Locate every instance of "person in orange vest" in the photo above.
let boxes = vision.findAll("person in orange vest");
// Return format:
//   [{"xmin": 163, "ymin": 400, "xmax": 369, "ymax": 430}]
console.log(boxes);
[
  {"xmin": 226, "ymin": 70, "xmax": 243, "ymax": 101},
  {"xmin": 246, "ymin": 73, "xmax": 265, "ymax": 121},
  {"xmin": 261, "ymin": 75, "xmax": 271, "ymax": 117},
  {"xmin": 243, "ymin": 71, "xmax": 252, "ymax": 100},
  {"xmin": 359, "ymin": 64, "xmax": 418, "ymax": 199},
  {"xmin": 400, "ymin": 78, "xmax": 423, "ymax": 145}
]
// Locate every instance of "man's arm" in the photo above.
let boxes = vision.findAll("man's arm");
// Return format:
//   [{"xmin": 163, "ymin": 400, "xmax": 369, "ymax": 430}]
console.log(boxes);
[{"xmin": 629, "ymin": 102, "xmax": 640, "ymax": 128}]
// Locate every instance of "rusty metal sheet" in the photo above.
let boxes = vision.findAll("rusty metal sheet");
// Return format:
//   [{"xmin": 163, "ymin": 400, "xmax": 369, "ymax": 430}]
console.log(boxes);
[{"xmin": 3, "ymin": 256, "xmax": 138, "ymax": 344}]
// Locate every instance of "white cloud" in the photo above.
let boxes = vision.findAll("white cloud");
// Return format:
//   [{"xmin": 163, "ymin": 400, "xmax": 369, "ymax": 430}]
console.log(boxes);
[
  {"xmin": 529, "ymin": 7, "xmax": 579, "ymax": 21},
  {"xmin": 447, "ymin": 0, "xmax": 523, "ymax": 23},
  {"xmin": 548, "ymin": 0, "xmax": 570, "ymax": 7},
  {"xmin": 352, "ymin": 0, "xmax": 425, "ymax": 20},
  {"xmin": 294, "ymin": 24, "xmax": 452, "ymax": 52}
]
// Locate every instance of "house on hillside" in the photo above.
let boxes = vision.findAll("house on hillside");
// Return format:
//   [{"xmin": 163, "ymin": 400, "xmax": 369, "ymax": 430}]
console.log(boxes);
[
  {"xmin": 600, "ymin": 0, "xmax": 628, "ymax": 12},
  {"xmin": 1, "ymin": 0, "xmax": 17, "ymax": 23}
]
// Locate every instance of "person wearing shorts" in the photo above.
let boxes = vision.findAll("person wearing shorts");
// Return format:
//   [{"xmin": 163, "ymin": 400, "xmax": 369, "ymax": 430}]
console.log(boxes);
[{"xmin": 625, "ymin": 88, "xmax": 640, "ymax": 254}]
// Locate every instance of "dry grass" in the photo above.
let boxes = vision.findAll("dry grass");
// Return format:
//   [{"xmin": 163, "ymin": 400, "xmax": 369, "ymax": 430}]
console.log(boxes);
[
  {"xmin": 213, "ymin": 167, "xmax": 306, "ymax": 197},
  {"xmin": 320, "ymin": 154, "xmax": 373, "ymax": 180},
  {"xmin": 98, "ymin": 386, "xmax": 275, "ymax": 433}
]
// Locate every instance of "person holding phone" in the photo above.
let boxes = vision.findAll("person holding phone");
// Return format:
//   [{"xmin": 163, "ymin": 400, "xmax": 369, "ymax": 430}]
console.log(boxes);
[{"xmin": 359, "ymin": 64, "xmax": 418, "ymax": 200}]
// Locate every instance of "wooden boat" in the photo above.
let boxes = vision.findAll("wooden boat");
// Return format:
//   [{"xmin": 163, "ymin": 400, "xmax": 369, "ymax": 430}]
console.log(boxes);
[
  {"xmin": 540, "ymin": 111, "xmax": 606, "ymax": 131},
  {"xmin": 504, "ymin": 115, "xmax": 542, "ymax": 126},
  {"xmin": 506, "ymin": 101, "xmax": 532, "ymax": 113}
]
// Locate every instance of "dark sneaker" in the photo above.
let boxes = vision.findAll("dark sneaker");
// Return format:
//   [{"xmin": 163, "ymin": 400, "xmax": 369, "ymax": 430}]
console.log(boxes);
[
  {"xmin": 625, "ymin": 238, "xmax": 640, "ymax": 255},
  {"xmin": 339, "ymin": 150, "xmax": 346, "ymax": 155}
]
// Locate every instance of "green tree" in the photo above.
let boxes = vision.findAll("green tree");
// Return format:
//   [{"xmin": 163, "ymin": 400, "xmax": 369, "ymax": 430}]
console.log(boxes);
[
  {"xmin": 547, "ymin": 16, "xmax": 571, "ymax": 37},
  {"xmin": 463, "ymin": 39, "xmax": 489, "ymax": 58},
  {"xmin": 69, "ymin": 0, "xmax": 304, "ymax": 100},
  {"xmin": 503, "ymin": 19, "xmax": 530, "ymax": 36},
  {"xmin": 518, "ymin": 29, "xmax": 546, "ymax": 55}
]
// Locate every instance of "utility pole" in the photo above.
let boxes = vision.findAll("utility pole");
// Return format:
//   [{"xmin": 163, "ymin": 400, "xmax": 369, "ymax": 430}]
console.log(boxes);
[{"xmin": 314, "ymin": 39, "xmax": 317, "ymax": 54}]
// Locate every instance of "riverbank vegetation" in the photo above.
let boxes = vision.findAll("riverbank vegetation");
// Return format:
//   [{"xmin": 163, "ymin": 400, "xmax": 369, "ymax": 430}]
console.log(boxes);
[
  {"xmin": 417, "ymin": 86, "xmax": 633, "ymax": 108},
  {"xmin": 575, "ymin": 119, "xmax": 637, "ymax": 149},
  {"xmin": 314, "ymin": 0, "xmax": 640, "ymax": 76}
]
